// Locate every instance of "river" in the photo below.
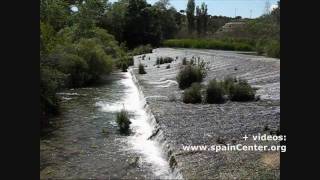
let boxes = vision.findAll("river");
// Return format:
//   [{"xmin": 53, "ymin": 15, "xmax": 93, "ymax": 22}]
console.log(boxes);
[{"xmin": 40, "ymin": 71, "xmax": 181, "ymax": 179}]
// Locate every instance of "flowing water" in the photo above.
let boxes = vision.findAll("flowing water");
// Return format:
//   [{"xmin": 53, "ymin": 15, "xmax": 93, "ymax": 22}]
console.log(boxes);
[{"xmin": 40, "ymin": 71, "xmax": 181, "ymax": 179}]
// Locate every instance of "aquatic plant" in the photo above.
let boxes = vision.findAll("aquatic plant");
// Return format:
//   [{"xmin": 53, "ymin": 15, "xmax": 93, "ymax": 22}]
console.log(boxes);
[{"xmin": 116, "ymin": 109, "xmax": 131, "ymax": 134}]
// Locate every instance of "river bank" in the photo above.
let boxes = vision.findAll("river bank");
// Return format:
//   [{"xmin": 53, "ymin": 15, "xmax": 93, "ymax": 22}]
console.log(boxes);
[{"xmin": 131, "ymin": 48, "xmax": 280, "ymax": 179}]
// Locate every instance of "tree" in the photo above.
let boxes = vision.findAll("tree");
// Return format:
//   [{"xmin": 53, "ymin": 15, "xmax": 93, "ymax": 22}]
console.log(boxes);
[
  {"xmin": 72, "ymin": 0, "xmax": 108, "ymax": 38},
  {"xmin": 195, "ymin": 2, "xmax": 208, "ymax": 37},
  {"xmin": 100, "ymin": 0, "xmax": 128, "ymax": 42},
  {"xmin": 40, "ymin": 0, "xmax": 71, "ymax": 31},
  {"xmin": 122, "ymin": 0, "xmax": 164, "ymax": 48},
  {"xmin": 186, "ymin": 0, "xmax": 195, "ymax": 33},
  {"xmin": 271, "ymin": 1, "xmax": 280, "ymax": 25}
]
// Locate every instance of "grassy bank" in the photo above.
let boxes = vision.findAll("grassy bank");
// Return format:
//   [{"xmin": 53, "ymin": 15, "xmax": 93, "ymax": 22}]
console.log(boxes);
[{"xmin": 162, "ymin": 39, "xmax": 254, "ymax": 51}]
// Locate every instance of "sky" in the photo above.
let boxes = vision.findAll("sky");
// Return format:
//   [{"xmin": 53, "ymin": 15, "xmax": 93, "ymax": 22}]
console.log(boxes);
[{"xmin": 109, "ymin": 0, "xmax": 279, "ymax": 18}]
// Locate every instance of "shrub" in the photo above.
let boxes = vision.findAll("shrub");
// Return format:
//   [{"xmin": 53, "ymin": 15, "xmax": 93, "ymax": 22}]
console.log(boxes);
[
  {"xmin": 177, "ymin": 65, "xmax": 203, "ymax": 89},
  {"xmin": 156, "ymin": 57, "xmax": 174, "ymax": 65},
  {"xmin": 76, "ymin": 38, "xmax": 113, "ymax": 82},
  {"xmin": 116, "ymin": 56, "xmax": 134, "ymax": 72},
  {"xmin": 121, "ymin": 63, "xmax": 128, "ymax": 72},
  {"xmin": 166, "ymin": 64, "xmax": 170, "ymax": 69},
  {"xmin": 164, "ymin": 57, "xmax": 174, "ymax": 63},
  {"xmin": 221, "ymin": 76, "xmax": 237, "ymax": 94},
  {"xmin": 40, "ymin": 65, "xmax": 66, "ymax": 129},
  {"xmin": 266, "ymin": 40, "xmax": 280, "ymax": 58},
  {"xmin": 138, "ymin": 63, "xmax": 146, "ymax": 74},
  {"xmin": 182, "ymin": 57, "xmax": 187, "ymax": 65},
  {"xmin": 156, "ymin": 57, "xmax": 162, "ymax": 65},
  {"xmin": 229, "ymin": 79, "xmax": 256, "ymax": 101},
  {"xmin": 205, "ymin": 79, "xmax": 226, "ymax": 104},
  {"xmin": 177, "ymin": 59, "xmax": 209, "ymax": 89},
  {"xmin": 116, "ymin": 109, "xmax": 131, "ymax": 134},
  {"xmin": 130, "ymin": 44, "xmax": 153, "ymax": 56},
  {"xmin": 56, "ymin": 53, "xmax": 90, "ymax": 87},
  {"xmin": 183, "ymin": 83, "xmax": 202, "ymax": 104},
  {"xmin": 162, "ymin": 39, "xmax": 254, "ymax": 51}
]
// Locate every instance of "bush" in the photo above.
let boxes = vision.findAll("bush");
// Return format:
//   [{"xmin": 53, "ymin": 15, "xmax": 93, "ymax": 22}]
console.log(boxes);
[
  {"xmin": 121, "ymin": 63, "xmax": 128, "ymax": 72},
  {"xmin": 166, "ymin": 64, "xmax": 170, "ymax": 69},
  {"xmin": 156, "ymin": 57, "xmax": 174, "ymax": 65},
  {"xmin": 162, "ymin": 39, "xmax": 254, "ymax": 51},
  {"xmin": 266, "ymin": 40, "xmax": 280, "ymax": 58},
  {"xmin": 40, "ymin": 65, "xmax": 66, "ymax": 129},
  {"xmin": 221, "ymin": 76, "xmax": 237, "ymax": 94},
  {"xmin": 116, "ymin": 56, "xmax": 134, "ymax": 72},
  {"xmin": 182, "ymin": 57, "xmax": 187, "ymax": 65},
  {"xmin": 183, "ymin": 83, "xmax": 202, "ymax": 104},
  {"xmin": 116, "ymin": 109, "xmax": 131, "ymax": 134},
  {"xmin": 229, "ymin": 79, "xmax": 256, "ymax": 101},
  {"xmin": 76, "ymin": 38, "xmax": 113, "ymax": 82},
  {"xmin": 205, "ymin": 79, "xmax": 226, "ymax": 104},
  {"xmin": 177, "ymin": 61, "xmax": 208, "ymax": 89},
  {"xmin": 130, "ymin": 44, "xmax": 153, "ymax": 56},
  {"xmin": 56, "ymin": 53, "xmax": 90, "ymax": 87},
  {"xmin": 138, "ymin": 63, "xmax": 146, "ymax": 74}
]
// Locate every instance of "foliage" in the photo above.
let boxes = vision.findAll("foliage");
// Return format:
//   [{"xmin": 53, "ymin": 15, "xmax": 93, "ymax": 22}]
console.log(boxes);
[
  {"xmin": 182, "ymin": 57, "xmax": 187, "ymax": 65},
  {"xmin": 116, "ymin": 109, "xmax": 131, "ymax": 134},
  {"xmin": 163, "ymin": 39, "xmax": 253, "ymax": 51},
  {"xmin": 205, "ymin": 79, "xmax": 226, "ymax": 104},
  {"xmin": 196, "ymin": 3, "xmax": 208, "ymax": 36},
  {"xmin": 130, "ymin": 44, "xmax": 153, "ymax": 56},
  {"xmin": 183, "ymin": 83, "xmax": 202, "ymax": 104},
  {"xmin": 176, "ymin": 62, "xmax": 208, "ymax": 89},
  {"xmin": 40, "ymin": 0, "xmax": 127, "ymax": 129},
  {"xmin": 229, "ymin": 79, "xmax": 256, "ymax": 101},
  {"xmin": 186, "ymin": 0, "xmax": 195, "ymax": 33},
  {"xmin": 156, "ymin": 57, "xmax": 174, "ymax": 65},
  {"xmin": 138, "ymin": 63, "xmax": 146, "ymax": 74},
  {"xmin": 56, "ymin": 52, "xmax": 89, "ymax": 87},
  {"xmin": 266, "ymin": 40, "xmax": 280, "ymax": 58},
  {"xmin": 40, "ymin": 65, "xmax": 66, "ymax": 128},
  {"xmin": 40, "ymin": 0, "xmax": 70, "ymax": 31}
]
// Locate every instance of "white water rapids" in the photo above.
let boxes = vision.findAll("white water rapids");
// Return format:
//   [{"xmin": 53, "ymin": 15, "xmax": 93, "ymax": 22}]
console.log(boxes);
[{"xmin": 96, "ymin": 71, "xmax": 182, "ymax": 179}]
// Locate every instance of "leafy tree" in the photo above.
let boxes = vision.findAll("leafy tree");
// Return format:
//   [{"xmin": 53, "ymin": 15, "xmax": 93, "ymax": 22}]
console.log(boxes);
[
  {"xmin": 122, "ymin": 0, "xmax": 164, "ymax": 48},
  {"xmin": 100, "ymin": 0, "xmax": 128, "ymax": 42},
  {"xmin": 186, "ymin": 0, "xmax": 195, "ymax": 33},
  {"xmin": 196, "ymin": 2, "xmax": 208, "ymax": 37},
  {"xmin": 40, "ymin": 0, "xmax": 71, "ymax": 31},
  {"xmin": 72, "ymin": 0, "xmax": 108, "ymax": 38}
]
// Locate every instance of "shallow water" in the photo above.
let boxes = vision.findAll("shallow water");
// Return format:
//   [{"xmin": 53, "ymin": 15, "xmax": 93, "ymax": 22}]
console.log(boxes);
[{"xmin": 40, "ymin": 72, "xmax": 178, "ymax": 179}]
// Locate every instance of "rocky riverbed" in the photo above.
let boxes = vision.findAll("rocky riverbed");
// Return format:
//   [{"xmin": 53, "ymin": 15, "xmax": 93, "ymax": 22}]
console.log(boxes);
[{"xmin": 132, "ymin": 48, "xmax": 280, "ymax": 179}]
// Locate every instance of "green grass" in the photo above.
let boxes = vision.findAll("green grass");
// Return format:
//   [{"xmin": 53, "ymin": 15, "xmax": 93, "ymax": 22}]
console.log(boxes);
[{"xmin": 162, "ymin": 39, "xmax": 253, "ymax": 51}]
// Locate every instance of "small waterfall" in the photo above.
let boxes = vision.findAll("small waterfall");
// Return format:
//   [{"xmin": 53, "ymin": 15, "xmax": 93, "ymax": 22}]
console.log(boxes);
[{"xmin": 127, "ymin": 68, "xmax": 183, "ymax": 179}]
